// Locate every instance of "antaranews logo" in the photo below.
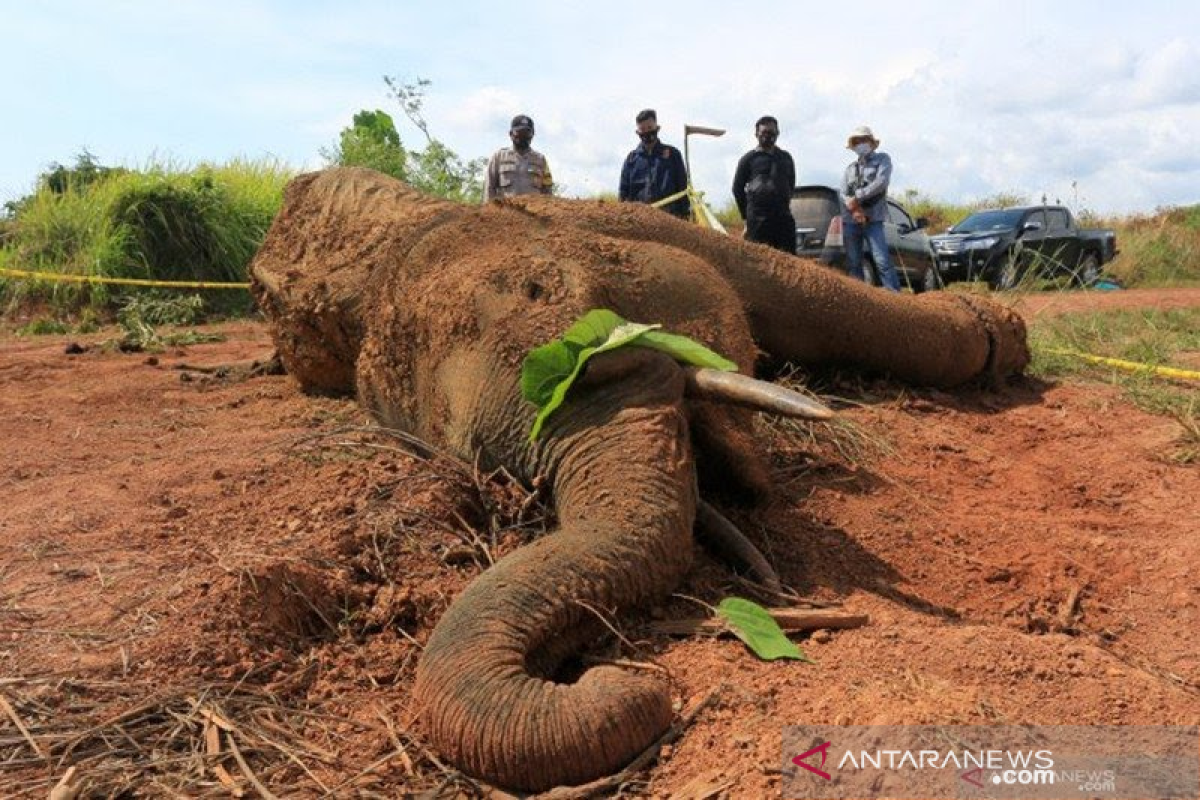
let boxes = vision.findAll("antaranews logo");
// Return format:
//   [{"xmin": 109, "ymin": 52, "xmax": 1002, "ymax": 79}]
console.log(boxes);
[
  {"xmin": 783, "ymin": 725, "xmax": 1199, "ymax": 800},
  {"xmin": 792, "ymin": 741, "xmax": 833, "ymax": 781}
]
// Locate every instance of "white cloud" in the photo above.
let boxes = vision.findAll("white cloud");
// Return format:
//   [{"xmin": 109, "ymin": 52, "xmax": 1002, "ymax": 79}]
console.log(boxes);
[{"xmin": 2, "ymin": 2, "xmax": 1200, "ymax": 214}]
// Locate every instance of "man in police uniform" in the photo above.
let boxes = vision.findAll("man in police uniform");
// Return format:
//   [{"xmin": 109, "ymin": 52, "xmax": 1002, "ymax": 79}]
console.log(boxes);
[
  {"xmin": 482, "ymin": 115, "xmax": 553, "ymax": 202},
  {"xmin": 618, "ymin": 109, "xmax": 690, "ymax": 219}
]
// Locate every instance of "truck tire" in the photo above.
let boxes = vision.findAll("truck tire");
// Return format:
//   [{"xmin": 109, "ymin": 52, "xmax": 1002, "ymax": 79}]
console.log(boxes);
[
  {"xmin": 1074, "ymin": 252, "xmax": 1101, "ymax": 287},
  {"xmin": 989, "ymin": 253, "xmax": 1021, "ymax": 291},
  {"xmin": 921, "ymin": 267, "xmax": 943, "ymax": 292}
]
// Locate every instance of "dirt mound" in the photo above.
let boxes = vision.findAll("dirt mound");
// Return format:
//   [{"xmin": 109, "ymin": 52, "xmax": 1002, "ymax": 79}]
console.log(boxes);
[{"xmin": 1, "ymin": 293, "xmax": 1198, "ymax": 795}]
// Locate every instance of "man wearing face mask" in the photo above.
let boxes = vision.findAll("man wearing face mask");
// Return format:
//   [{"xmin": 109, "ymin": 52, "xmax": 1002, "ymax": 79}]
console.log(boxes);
[
  {"xmin": 841, "ymin": 125, "xmax": 899, "ymax": 291},
  {"xmin": 732, "ymin": 116, "xmax": 797, "ymax": 254},
  {"xmin": 619, "ymin": 109, "xmax": 691, "ymax": 219},
  {"xmin": 482, "ymin": 115, "xmax": 554, "ymax": 203}
]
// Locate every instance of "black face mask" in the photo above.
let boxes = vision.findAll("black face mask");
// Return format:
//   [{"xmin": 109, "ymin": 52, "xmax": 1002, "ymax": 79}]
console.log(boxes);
[{"xmin": 638, "ymin": 129, "xmax": 659, "ymax": 144}]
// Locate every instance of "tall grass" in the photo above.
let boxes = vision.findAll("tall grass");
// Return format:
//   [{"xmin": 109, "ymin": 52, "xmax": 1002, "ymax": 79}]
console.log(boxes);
[
  {"xmin": 1090, "ymin": 206, "xmax": 1200, "ymax": 288},
  {"xmin": 1028, "ymin": 307, "xmax": 1200, "ymax": 461},
  {"xmin": 0, "ymin": 158, "xmax": 294, "ymax": 313}
]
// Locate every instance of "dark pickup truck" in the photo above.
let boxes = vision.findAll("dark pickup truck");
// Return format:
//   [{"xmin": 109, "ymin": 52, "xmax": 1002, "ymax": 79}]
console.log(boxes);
[{"xmin": 929, "ymin": 205, "xmax": 1118, "ymax": 289}]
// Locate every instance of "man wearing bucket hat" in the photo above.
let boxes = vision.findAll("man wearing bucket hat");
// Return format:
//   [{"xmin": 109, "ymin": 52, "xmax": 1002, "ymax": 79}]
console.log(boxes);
[
  {"xmin": 840, "ymin": 125, "xmax": 899, "ymax": 291},
  {"xmin": 482, "ymin": 115, "xmax": 554, "ymax": 203}
]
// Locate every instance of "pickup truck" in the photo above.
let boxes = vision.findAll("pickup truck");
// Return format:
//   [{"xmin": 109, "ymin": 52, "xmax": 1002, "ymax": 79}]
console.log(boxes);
[{"xmin": 928, "ymin": 205, "xmax": 1118, "ymax": 290}]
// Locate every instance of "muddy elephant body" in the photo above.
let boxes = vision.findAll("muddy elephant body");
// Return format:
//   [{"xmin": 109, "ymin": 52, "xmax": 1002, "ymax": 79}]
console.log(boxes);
[{"xmin": 250, "ymin": 167, "xmax": 1027, "ymax": 791}]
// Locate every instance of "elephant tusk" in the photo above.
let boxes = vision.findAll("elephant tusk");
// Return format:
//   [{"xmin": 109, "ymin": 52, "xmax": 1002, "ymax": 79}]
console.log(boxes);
[
  {"xmin": 683, "ymin": 367, "xmax": 834, "ymax": 421},
  {"xmin": 695, "ymin": 501, "xmax": 782, "ymax": 593}
]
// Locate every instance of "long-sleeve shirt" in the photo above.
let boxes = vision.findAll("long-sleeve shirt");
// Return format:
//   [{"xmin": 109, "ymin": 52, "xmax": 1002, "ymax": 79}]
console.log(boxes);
[
  {"xmin": 618, "ymin": 141, "xmax": 690, "ymax": 219},
  {"xmin": 483, "ymin": 147, "xmax": 553, "ymax": 203},
  {"xmin": 732, "ymin": 147, "xmax": 796, "ymax": 219},
  {"xmin": 840, "ymin": 150, "xmax": 892, "ymax": 224}
]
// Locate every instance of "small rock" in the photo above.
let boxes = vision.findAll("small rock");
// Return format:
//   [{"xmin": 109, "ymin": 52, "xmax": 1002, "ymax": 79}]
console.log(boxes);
[
  {"xmin": 144, "ymin": 356, "xmax": 159, "ymax": 366},
  {"xmin": 64, "ymin": 342, "xmax": 87, "ymax": 355},
  {"xmin": 286, "ymin": 518, "xmax": 304, "ymax": 532},
  {"xmin": 212, "ymin": 469, "xmax": 227, "ymax": 480},
  {"xmin": 165, "ymin": 506, "xmax": 188, "ymax": 520},
  {"xmin": 811, "ymin": 629, "xmax": 833, "ymax": 644}
]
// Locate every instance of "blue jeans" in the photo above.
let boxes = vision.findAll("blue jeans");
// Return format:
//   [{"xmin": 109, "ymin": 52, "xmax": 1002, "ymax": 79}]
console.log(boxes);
[{"xmin": 844, "ymin": 217, "xmax": 900, "ymax": 292}]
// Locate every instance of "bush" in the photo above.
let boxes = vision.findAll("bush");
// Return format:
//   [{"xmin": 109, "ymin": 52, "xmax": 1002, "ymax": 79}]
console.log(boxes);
[{"xmin": 1, "ymin": 158, "xmax": 292, "ymax": 313}]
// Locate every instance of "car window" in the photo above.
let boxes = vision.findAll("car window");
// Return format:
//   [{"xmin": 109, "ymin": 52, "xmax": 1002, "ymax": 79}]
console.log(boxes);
[
  {"xmin": 1024, "ymin": 209, "xmax": 1046, "ymax": 229},
  {"xmin": 886, "ymin": 202, "xmax": 913, "ymax": 228},
  {"xmin": 790, "ymin": 190, "xmax": 840, "ymax": 232},
  {"xmin": 1046, "ymin": 209, "xmax": 1069, "ymax": 231},
  {"xmin": 952, "ymin": 209, "xmax": 1025, "ymax": 232}
]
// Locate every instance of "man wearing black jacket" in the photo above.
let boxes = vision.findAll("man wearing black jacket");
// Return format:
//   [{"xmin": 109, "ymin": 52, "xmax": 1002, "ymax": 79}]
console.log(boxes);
[{"xmin": 732, "ymin": 116, "xmax": 797, "ymax": 254}]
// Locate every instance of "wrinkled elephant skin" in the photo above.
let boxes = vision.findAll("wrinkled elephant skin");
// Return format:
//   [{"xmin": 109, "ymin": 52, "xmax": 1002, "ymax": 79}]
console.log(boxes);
[{"xmin": 250, "ymin": 168, "xmax": 1028, "ymax": 791}]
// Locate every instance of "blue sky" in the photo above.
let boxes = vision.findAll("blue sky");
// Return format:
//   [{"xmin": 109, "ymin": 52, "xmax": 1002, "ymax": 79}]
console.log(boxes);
[{"xmin": 3, "ymin": 0, "xmax": 1199, "ymax": 214}]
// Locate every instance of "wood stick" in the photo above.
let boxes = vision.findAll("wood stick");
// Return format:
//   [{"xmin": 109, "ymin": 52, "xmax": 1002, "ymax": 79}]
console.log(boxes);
[
  {"xmin": 0, "ymin": 691, "xmax": 46, "ymax": 759},
  {"xmin": 1056, "ymin": 585, "xmax": 1083, "ymax": 631},
  {"xmin": 227, "ymin": 731, "xmax": 280, "ymax": 800},
  {"xmin": 650, "ymin": 608, "xmax": 869, "ymax": 637}
]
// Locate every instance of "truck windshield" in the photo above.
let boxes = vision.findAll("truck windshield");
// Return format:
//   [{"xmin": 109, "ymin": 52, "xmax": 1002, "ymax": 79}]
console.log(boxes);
[{"xmin": 952, "ymin": 210, "xmax": 1025, "ymax": 233}]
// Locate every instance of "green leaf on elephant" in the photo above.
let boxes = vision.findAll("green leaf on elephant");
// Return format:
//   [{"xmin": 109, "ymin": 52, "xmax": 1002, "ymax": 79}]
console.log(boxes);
[
  {"xmin": 520, "ymin": 339, "xmax": 580, "ymax": 407},
  {"xmin": 636, "ymin": 330, "xmax": 738, "ymax": 371},
  {"xmin": 521, "ymin": 308, "xmax": 738, "ymax": 441},
  {"xmin": 716, "ymin": 597, "xmax": 813, "ymax": 662},
  {"xmin": 562, "ymin": 308, "xmax": 626, "ymax": 346}
]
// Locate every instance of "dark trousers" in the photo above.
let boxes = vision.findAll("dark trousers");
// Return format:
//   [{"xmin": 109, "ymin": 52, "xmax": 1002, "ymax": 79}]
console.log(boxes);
[{"xmin": 745, "ymin": 211, "xmax": 797, "ymax": 254}]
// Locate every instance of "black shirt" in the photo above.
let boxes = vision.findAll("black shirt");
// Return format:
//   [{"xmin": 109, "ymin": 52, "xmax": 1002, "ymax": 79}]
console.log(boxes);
[{"xmin": 732, "ymin": 147, "xmax": 796, "ymax": 218}]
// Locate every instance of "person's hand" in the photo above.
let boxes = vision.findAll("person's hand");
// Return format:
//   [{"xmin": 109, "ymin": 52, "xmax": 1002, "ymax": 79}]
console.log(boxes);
[{"xmin": 847, "ymin": 197, "xmax": 867, "ymax": 224}]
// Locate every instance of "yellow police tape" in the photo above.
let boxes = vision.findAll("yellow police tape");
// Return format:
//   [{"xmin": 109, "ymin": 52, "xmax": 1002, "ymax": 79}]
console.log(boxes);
[
  {"xmin": 0, "ymin": 266, "xmax": 250, "ymax": 290},
  {"xmin": 649, "ymin": 188, "xmax": 689, "ymax": 209},
  {"xmin": 1046, "ymin": 348, "xmax": 1200, "ymax": 382}
]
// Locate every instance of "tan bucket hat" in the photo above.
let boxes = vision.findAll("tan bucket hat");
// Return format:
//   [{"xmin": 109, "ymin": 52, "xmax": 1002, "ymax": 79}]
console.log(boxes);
[{"xmin": 847, "ymin": 125, "xmax": 880, "ymax": 148}]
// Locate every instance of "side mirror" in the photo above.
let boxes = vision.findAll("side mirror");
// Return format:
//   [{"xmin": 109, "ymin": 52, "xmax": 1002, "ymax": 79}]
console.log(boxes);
[
  {"xmin": 916, "ymin": 217, "xmax": 929, "ymax": 230},
  {"xmin": 1021, "ymin": 221, "xmax": 1043, "ymax": 234}
]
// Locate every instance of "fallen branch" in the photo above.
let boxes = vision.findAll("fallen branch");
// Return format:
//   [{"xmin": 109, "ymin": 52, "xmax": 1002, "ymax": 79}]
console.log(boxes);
[
  {"xmin": 649, "ymin": 608, "xmax": 869, "ymax": 637},
  {"xmin": 0, "ymin": 692, "xmax": 45, "ymax": 759}
]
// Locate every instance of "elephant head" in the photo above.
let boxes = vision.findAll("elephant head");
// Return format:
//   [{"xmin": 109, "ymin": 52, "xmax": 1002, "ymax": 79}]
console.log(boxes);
[{"xmin": 250, "ymin": 168, "xmax": 1028, "ymax": 791}]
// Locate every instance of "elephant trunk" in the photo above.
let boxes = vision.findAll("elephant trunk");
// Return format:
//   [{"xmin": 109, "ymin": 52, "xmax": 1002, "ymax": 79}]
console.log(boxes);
[{"xmin": 414, "ymin": 351, "xmax": 695, "ymax": 791}]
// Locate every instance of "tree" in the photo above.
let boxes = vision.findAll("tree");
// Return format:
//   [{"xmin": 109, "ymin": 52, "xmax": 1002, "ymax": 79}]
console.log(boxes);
[
  {"xmin": 322, "ymin": 109, "xmax": 407, "ymax": 180},
  {"xmin": 322, "ymin": 78, "xmax": 486, "ymax": 204},
  {"xmin": 384, "ymin": 76, "xmax": 486, "ymax": 204}
]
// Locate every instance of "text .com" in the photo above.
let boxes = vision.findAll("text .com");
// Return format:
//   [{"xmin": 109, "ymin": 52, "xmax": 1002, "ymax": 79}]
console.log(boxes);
[{"xmin": 993, "ymin": 769, "xmax": 1055, "ymax": 786}]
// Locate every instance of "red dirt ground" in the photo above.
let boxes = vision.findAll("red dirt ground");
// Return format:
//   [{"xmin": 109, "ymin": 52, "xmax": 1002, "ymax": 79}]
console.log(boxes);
[{"xmin": 1, "ymin": 288, "xmax": 1198, "ymax": 798}]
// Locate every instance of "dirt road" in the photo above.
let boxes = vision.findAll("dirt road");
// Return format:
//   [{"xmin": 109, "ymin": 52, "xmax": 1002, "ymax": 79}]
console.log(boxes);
[{"xmin": 1, "ymin": 289, "xmax": 1197, "ymax": 797}]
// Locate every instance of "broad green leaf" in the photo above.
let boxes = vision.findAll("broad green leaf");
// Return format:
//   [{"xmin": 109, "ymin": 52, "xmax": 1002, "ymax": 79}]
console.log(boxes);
[
  {"xmin": 520, "ymin": 339, "xmax": 579, "ymax": 407},
  {"xmin": 563, "ymin": 308, "xmax": 626, "ymax": 347},
  {"xmin": 520, "ymin": 308, "xmax": 739, "ymax": 441},
  {"xmin": 636, "ymin": 330, "xmax": 738, "ymax": 371},
  {"xmin": 525, "ymin": 315, "xmax": 661, "ymax": 441},
  {"xmin": 716, "ymin": 597, "xmax": 813, "ymax": 662}
]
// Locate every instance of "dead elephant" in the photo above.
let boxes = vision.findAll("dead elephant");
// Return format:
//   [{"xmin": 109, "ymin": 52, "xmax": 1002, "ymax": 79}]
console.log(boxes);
[{"xmin": 250, "ymin": 167, "xmax": 1028, "ymax": 792}]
